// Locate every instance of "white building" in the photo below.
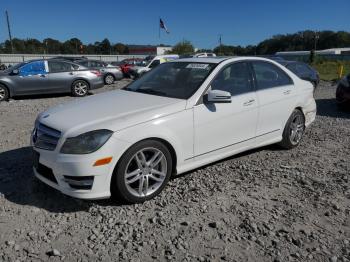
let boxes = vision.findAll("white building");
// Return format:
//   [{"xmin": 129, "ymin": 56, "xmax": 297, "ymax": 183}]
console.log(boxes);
[{"xmin": 276, "ymin": 47, "xmax": 350, "ymax": 56}]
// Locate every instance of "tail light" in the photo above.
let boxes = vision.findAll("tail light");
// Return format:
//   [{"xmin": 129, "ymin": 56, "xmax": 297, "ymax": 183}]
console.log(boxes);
[{"xmin": 90, "ymin": 70, "xmax": 102, "ymax": 77}]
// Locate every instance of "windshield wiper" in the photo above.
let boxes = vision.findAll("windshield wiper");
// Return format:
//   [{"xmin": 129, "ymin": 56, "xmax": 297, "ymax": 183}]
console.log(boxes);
[{"xmin": 135, "ymin": 89, "xmax": 168, "ymax": 97}]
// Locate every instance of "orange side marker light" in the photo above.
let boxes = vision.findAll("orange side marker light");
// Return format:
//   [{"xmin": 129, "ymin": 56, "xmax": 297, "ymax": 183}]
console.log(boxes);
[{"xmin": 93, "ymin": 157, "xmax": 113, "ymax": 167}]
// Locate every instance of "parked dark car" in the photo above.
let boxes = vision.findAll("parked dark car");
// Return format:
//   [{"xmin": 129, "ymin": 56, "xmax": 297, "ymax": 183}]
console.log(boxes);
[
  {"xmin": 71, "ymin": 59, "xmax": 123, "ymax": 85},
  {"xmin": 277, "ymin": 60, "xmax": 320, "ymax": 88},
  {"xmin": 336, "ymin": 74, "xmax": 350, "ymax": 110},
  {"xmin": 0, "ymin": 59, "xmax": 104, "ymax": 102}
]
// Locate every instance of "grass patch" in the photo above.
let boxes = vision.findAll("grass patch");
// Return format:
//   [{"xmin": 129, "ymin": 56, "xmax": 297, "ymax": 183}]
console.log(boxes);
[{"xmin": 312, "ymin": 61, "xmax": 350, "ymax": 81}]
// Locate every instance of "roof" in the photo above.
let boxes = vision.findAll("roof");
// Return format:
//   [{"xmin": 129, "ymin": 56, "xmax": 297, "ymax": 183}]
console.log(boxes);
[
  {"xmin": 175, "ymin": 57, "xmax": 232, "ymax": 64},
  {"xmin": 175, "ymin": 56, "xmax": 280, "ymax": 64}
]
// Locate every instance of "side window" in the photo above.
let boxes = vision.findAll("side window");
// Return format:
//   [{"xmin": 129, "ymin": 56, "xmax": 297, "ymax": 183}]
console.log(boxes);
[
  {"xmin": 286, "ymin": 63, "xmax": 297, "ymax": 74},
  {"xmin": 78, "ymin": 61, "xmax": 89, "ymax": 67},
  {"xmin": 19, "ymin": 61, "xmax": 46, "ymax": 76},
  {"xmin": 296, "ymin": 64, "xmax": 312, "ymax": 75},
  {"xmin": 90, "ymin": 61, "xmax": 103, "ymax": 67},
  {"xmin": 252, "ymin": 61, "xmax": 293, "ymax": 90},
  {"xmin": 149, "ymin": 60, "xmax": 160, "ymax": 69},
  {"xmin": 48, "ymin": 61, "xmax": 74, "ymax": 73},
  {"xmin": 211, "ymin": 62, "xmax": 252, "ymax": 96},
  {"xmin": 95, "ymin": 61, "xmax": 104, "ymax": 67}
]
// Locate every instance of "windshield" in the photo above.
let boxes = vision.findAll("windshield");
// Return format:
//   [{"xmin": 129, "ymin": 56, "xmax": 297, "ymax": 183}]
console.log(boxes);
[
  {"xmin": 124, "ymin": 62, "xmax": 217, "ymax": 99},
  {"xmin": 4, "ymin": 62, "xmax": 28, "ymax": 72}
]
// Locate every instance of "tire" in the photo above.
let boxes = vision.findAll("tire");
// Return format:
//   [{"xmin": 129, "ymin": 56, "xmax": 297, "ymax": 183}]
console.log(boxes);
[
  {"xmin": 71, "ymin": 80, "xmax": 89, "ymax": 97},
  {"xmin": 111, "ymin": 140, "xmax": 173, "ymax": 203},
  {"xmin": 104, "ymin": 74, "xmax": 115, "ymax": 85},
  {"xmin": 0, "ymin": 84, "xmax": 9, "ymax": 102},
  {"xmin": 279, "ymin": 109, "xmax": 305, "ymax": 149}
]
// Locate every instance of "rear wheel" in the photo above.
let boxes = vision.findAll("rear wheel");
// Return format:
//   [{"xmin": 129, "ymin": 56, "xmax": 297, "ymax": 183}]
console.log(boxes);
[
  {"xmin": 279, "ymin": 109, "xmax": 305, "ymax": 149},
  {"xmin": 111, "ymin": 140, "xmax": 172, "ymax": 203},
  {"xmin": 0, "ymin": 84, "xmax": 9, "ymax": 102},
  {"xmin": 71, "ymin": 80, "xmax": 89, "ymax": 97},
  {"xmin": 104, "ymin": 74, "xmax": 115, "ymax": 85}
]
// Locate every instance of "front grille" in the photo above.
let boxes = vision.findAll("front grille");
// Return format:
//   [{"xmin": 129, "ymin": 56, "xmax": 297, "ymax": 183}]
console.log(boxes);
[
  {"xmin": 33, "ymin": 123, "xmax": 61, "ymax": 151},
  {"xmin": 36, "ymin": 163, "xmax": 58, "ymax": 184}
]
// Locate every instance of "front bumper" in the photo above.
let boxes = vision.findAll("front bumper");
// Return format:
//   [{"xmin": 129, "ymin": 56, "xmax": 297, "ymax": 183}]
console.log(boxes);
[
  {"xmin": 90, "ymin": 77, "xmax": 105, "ymax": 90},
  {"xmin": 303, "ymin": 98, "xmax": 317, "ymax": 127},
  {"xmin": 32, "ymin": 136, "xmax": 131, "ymax": 200},
  {"xmin": 112, "ymin": 71, "xmax": 123, "ymax": 80},
  {"xmin": 336, "ymin": 85, "xmax": 350, "ymax": 105}
]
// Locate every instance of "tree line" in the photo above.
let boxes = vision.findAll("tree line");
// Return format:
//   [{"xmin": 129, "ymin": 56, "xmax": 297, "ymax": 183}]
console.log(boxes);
[
  {"xmin": 0, "ymin": 30, "xmax": 349, "ymax": 55},
  {"xmin": 0, "ymin": 38, "xmax": 129, "ymax": 55}
]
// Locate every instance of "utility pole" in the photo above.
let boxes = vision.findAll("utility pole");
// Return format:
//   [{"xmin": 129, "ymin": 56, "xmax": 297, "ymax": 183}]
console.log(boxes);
[
  {"xmin": 5, "ymin": 11, "xmax": 14, "ymax": 54},
  {"xmin": 218, "ymin": 34, "xmax": 223, "ymax": 55},
  {"xmin": 314, "ymin": 31, "xmax": 319, "ymax": 51}
]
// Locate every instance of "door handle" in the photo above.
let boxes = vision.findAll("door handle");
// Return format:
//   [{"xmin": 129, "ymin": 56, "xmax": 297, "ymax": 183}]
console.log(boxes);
[
  {"xmin": 69, "ymin": 72, "xmax": 74, "ymax": 75},
  {"xmin": 39, "ymin": 74, "xmax": 46, "ymax": 78},
  {"xmin": 243, "ymin": 99, "xmax": 255, "ymax": 106},
  {"xmin": 283, "ymin": 90, "xmax": 291, "ymax": 95}
]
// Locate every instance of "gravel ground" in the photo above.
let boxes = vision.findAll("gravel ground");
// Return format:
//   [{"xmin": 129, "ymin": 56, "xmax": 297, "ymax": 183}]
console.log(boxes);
[{"xmin": 0, "ymin": 80, "xmax": 349, "ymax": 262}]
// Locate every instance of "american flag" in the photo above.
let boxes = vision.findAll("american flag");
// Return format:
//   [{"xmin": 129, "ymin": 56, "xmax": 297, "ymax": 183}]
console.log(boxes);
[{"xmin": 160, "ymin": 18, "xmax": 169, "ymax": 34}]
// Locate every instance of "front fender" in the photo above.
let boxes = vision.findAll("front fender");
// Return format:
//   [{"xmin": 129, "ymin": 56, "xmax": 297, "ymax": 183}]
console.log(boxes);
[{"xmin": 114, "ymin": 109, "xmax": 194, "ymax": 166}]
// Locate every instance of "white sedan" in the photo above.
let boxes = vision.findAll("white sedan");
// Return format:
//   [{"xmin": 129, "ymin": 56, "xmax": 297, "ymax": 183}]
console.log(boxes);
[{"xmin": 31, "ymin": 57, "xmax": 316, "ymax": 203}]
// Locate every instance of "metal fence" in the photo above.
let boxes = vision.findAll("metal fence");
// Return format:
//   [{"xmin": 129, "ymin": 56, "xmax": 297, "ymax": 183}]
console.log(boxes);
[{"xmin": 0, "ymin": 54, "xmax": 147, "ymax": 66}]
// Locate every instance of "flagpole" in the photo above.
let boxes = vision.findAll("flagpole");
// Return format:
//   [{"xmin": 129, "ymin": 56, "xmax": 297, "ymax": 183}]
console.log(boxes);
[{"xmin": 158, "ymin": 17, "xmax": 161, "ymax": 45}]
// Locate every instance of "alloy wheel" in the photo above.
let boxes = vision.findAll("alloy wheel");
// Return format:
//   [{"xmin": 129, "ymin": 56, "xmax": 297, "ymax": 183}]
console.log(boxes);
[
  {"xmin": 289, "ymin": 114, "xmax": 304, "ymax": 145},
  {"xmin": 0, "ymin": 87, "xmax": 5, "ymax": 100},
  {"xmin": 74, "ymin": 81, "xmax": 88, "ymax": 96},
  {"xmin": 124, "ymin": 147, "xmax": 167, "ymax": 197},
  {"xmin": 105, "ymin": 75, "xmax": 114, "ymax": 85}
]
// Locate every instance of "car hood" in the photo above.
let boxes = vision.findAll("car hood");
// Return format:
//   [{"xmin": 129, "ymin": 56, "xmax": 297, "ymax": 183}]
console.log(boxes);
[{"xmin": 38, "ymin": 90, "xmax": 186, "ymax": 135}]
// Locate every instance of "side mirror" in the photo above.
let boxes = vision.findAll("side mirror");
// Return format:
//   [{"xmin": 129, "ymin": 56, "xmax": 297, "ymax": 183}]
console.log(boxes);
[
  {"xmin": 12, "ymin": 69, "xmax": 19, "ymax": 75},
  {"xmin": 206, "ymin": 89, "xmax": 231, "ymax": 103}
]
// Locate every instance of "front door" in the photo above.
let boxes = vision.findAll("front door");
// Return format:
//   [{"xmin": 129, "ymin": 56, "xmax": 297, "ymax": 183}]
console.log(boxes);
[
  {"xmin": 13, "ymin": 60, "xmax": 48, "ymax": 95},
  {"xmin": 194, "ymin": 62, "xmax": 258, "ymax": 158}
]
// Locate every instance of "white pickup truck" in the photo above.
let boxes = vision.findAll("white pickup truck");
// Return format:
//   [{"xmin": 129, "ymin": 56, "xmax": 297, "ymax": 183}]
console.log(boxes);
[{"xmin": 129, "ymin": 54, "xmax": 179, "ymax": 78}]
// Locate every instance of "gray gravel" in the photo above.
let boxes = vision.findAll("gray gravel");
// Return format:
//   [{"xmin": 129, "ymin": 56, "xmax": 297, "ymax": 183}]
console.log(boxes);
[{"xmin": 0, "ymin": 80, "xmax": 349, "ymax": 261}]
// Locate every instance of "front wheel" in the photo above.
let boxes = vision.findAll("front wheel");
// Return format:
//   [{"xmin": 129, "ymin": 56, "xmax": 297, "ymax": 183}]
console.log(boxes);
[
  {"xmin": 279, "ymin": 109, "xmax": 305, "ymax": 149},
  {"xmin": 71, "ymin": 80, "xmax": 89, "ymax": 97},
  {"xmin": 0, "ymin": 84, "xmax": 9, "ymax": 102},
  {"xmin": 111, "ymin": 140, "xmax": 172, "ymax": 203},
  {"xmin": 104, "ymin": 74, "xmax": 115, "ymax": 85}
]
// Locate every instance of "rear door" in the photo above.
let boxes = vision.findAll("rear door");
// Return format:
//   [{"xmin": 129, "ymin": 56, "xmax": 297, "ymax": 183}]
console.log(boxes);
[
  {"xmin": 12, "ymin": 61, "xmax": 48, "ymax": 95},
  {"xmin": 251, "ymin": 61, "xmax": 295, "ymax": 138},
  {"xmin": 47, "ymin": 61, "xmax": 78, "ymax": 92}
]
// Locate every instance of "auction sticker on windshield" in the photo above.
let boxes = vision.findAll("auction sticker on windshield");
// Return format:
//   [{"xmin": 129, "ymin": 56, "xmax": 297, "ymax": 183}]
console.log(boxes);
[{"xmin": 186, "ymin": 63, "xmax": 209, "ymax": 69}]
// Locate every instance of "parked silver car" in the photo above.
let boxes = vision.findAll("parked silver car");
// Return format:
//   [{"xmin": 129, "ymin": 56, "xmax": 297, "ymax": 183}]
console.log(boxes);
[
  {"xmin": 73, "ymin": 59, "xmax": 123, "ymax": 85},
  {"xmin": 0, "ymin": 59, "xmax": 104, "ymax": 101}
]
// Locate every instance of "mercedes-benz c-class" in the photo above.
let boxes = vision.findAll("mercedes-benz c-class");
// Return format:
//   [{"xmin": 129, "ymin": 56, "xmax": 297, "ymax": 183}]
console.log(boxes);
[{"xmin": 31, "ymin": 57, "xmax": 316, "ymax": 203}]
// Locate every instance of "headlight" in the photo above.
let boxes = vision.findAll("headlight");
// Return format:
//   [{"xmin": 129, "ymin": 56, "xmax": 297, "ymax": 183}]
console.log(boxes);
[{"xmin": 60, "ymin": 129, "xmax": 113, "ymax": 154}]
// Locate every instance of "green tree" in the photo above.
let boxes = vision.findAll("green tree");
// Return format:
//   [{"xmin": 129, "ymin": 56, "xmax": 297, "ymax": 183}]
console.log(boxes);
[
  {"xmin": 99, "ymin": 38, "xmax": 112, "ymax": 54},
  {"xmin": 170, "ymin": 40, "xmax": 194, "ymax": 55},
  {"xmin": 43, "ymin": 38, "xmax": 61, "ymax": 54},
  {"xmin": 62, "ymin": 38, "xmax": 82, "ymax": 54},
  {"xmin": 113, "ymin": 43, "xmax": 128, "ymax": 54}
]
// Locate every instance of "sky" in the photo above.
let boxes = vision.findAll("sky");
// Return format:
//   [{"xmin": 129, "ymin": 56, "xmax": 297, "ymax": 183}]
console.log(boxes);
[{"xmin": 0, "ymin": 0, "xmax": 349, "ymax": 49}]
